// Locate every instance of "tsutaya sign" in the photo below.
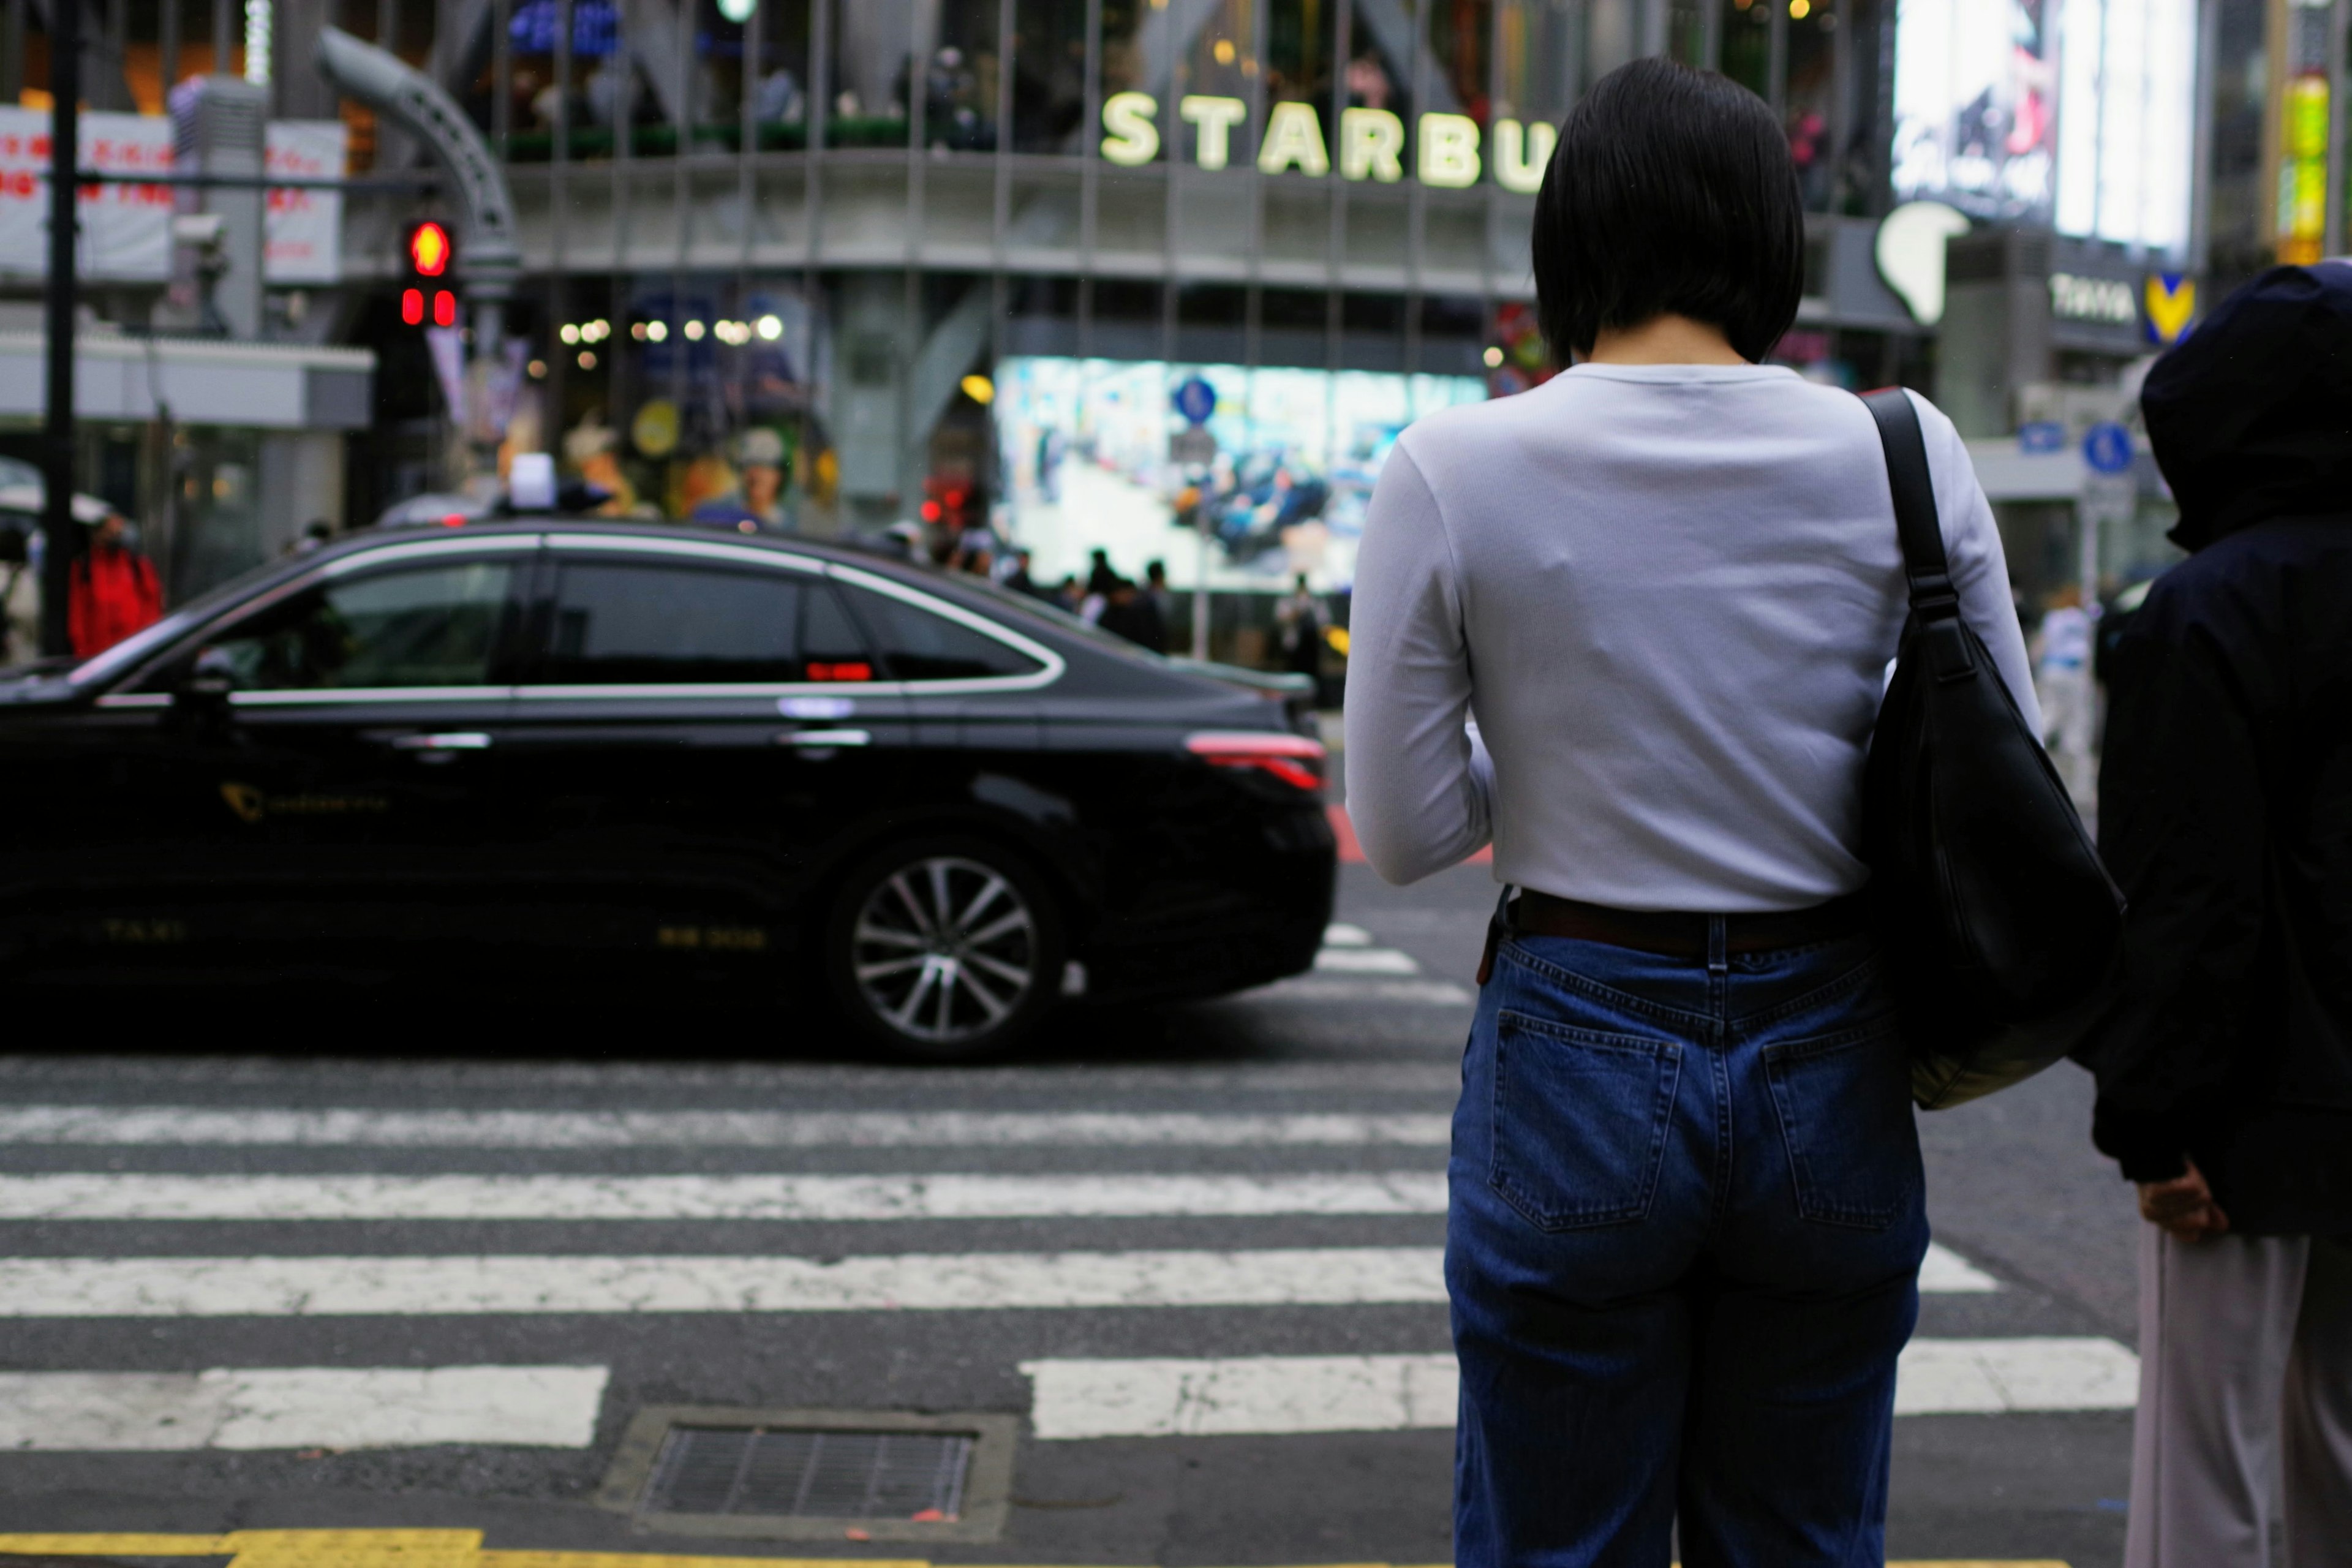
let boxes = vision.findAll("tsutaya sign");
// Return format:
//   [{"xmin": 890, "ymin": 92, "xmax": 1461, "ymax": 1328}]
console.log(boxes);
[{"xmin": 1100, "ymin": 92, "xmax": 1556, "ymax": 193}]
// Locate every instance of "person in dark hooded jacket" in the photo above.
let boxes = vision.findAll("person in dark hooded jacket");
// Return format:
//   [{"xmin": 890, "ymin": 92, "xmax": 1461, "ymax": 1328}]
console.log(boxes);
[{"xmin": 2079, "ymin": 262, "xmax": 2352, "ymax": 1568}]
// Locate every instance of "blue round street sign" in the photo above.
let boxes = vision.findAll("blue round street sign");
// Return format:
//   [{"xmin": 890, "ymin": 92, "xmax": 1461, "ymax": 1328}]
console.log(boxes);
[
  {"xmin": 1173, "ymin": 376, "xmax": 1216, "ymax": 426},
  {"xmin": 2082, "ymin": 421, "xmax": 2133, "ymax": 475}
]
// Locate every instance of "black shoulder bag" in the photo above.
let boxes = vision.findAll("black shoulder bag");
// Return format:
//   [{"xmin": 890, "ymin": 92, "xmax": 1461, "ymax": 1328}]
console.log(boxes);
[{"xmin": 1860, "ymin": 388, "xmax": 2126, "ymax": 1109}]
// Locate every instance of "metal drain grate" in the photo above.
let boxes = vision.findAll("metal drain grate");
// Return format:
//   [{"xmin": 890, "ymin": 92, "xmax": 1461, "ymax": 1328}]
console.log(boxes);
[{"xmin": 644, "ymin": 1425, "xmax": 974, "ymax": 1520}]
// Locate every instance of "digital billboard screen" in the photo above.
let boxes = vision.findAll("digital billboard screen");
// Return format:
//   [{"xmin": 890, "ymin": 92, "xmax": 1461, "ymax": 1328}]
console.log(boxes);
[
  {"xmin": 1890, "ymin": 0, "xmax": 2057, "ymax": 221},
  {"xmin": 995, "ymin": 358, "xmax": 1487, "ymax": 597}
]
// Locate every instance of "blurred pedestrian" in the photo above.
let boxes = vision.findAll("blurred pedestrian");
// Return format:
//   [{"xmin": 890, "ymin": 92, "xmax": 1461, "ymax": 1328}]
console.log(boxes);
[
  {"xmin": 691, "ymin": 428, "xmax": 797, "ymax": 533},
  {"xmin": 998, "ymin": 548, "xmax": 1042, "ymax": 598},
  {"xmin": 1346, "ymin": 58, "xmax": 2037, "ymax": 1566},
  {"xmin": 2034, "ymin": 584, "xmax": 2096, "ymax": 797},
  {"xmin": 69, "ymin": 505, "xmax": 163, "ymax": 660},
  {"xmin": 2077, "ymin": 262, "xmax": 2352, "ymax": 1568},
  {"xmin": 1085, "ymin": 548, "xmax": 1118, "ymax": 597},
  {"xmin": 1143, "ymin": 559, "xmax": 1174, "ymax": 638},
  {"xmin": 1274, "ymin": 573, "xmax": 1326, "ymax": 680},
  {"xmin": 880, "ymin": 521, "xmax": 930, "ymax": 562},
  {"xmin": 1097, "ymin": 577, "xmax": 1165, "ymax": 652}
]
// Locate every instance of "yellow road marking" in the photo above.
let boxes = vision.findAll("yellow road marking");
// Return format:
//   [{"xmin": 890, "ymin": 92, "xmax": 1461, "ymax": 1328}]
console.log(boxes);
[{"xmin": 0, "ymin": 1534, "xmax": 2070, "ymax": 1568}]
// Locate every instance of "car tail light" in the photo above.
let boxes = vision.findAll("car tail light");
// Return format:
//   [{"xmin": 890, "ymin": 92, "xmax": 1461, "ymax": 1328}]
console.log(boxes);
[{"xmin": 1186, "ymin": 731, "xmax": 1325, "ymax": 791}]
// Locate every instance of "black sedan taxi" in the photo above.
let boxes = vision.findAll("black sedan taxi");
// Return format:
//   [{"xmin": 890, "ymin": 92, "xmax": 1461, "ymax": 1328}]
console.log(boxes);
[{"xmin": 0, "ymin": 522, "xmax": 1335, "ymax": 1057}]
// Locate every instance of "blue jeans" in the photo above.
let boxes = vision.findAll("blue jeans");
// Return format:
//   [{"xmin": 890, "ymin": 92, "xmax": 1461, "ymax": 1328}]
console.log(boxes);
[{"xmin": 1449, "ymin": 921, "xmax": 1929, "ymax": 1568}]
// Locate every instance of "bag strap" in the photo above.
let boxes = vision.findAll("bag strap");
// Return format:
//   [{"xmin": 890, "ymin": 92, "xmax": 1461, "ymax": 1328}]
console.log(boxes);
[{"xmin": 1860, "ymin": 388, "xmax": 1961, "ymax": 623}]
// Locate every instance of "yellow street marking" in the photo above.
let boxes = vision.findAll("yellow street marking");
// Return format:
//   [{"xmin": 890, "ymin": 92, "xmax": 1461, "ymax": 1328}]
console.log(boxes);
[
  {"xmin": 0, "ymin": 1537, "xmax": 233, "ymax": 1556},
  {"xmin": 0, "ymin": 1535, "xmax": 2070, "ymax": 1568}
]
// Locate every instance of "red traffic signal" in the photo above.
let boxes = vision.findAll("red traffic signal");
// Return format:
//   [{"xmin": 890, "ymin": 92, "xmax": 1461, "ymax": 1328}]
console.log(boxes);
[
  {"xmin": 401, "ymin": 287, "xmax": 459, "ymax": 328},
  {"xmin": 407, "ymin": 221, "xmax": 453, "ymax": 279}
]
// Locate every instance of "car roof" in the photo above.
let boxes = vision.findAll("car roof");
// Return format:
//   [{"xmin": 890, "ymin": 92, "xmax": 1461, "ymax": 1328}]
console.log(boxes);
[
  {"xmin": 337, "ymin": 518, "xmax": 889, "ymax": 567},
  {"xmin": 64, "ymin": 519, "xmax": 1302, "ymax": 723}
]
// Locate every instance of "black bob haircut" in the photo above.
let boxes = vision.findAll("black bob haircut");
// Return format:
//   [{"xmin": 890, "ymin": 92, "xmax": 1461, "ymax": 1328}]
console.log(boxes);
[{"xmin": 1531, "ymin": 57, "xmax": 1804, "ymax": 364}]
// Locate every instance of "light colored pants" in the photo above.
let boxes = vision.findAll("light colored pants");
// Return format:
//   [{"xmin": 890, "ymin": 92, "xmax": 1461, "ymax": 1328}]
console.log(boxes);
[
  {"xmin": 2037, "ymin": 663, "xmax": 2097, "ymax": 804},
  {"xmin": 2127, "ymin": 1226, "xmax": 2352, "ymax": 1567}
]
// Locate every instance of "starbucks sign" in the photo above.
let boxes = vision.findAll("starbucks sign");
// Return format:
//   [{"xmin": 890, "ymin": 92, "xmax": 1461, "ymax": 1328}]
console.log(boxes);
[{"xmin": 1099, "ymin": 92, "xmax": 1556, "ymax": 194}]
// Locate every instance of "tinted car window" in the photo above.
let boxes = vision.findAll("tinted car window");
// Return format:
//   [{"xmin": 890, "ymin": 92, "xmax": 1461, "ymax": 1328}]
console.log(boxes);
[
  {"xmin": 195, "ymin": 561, "xmax": 514, "ymax": 690},
  {"xmin": 538, "ymin": 561, "xmax": 873, "ymax": 684},
  {"xmin": 839, "ymin": 583, "xmax": 1043, "ymax": 682},
  {"xmin": 801, "ymin": 583, "xmax": 875, "ymax": 682}
]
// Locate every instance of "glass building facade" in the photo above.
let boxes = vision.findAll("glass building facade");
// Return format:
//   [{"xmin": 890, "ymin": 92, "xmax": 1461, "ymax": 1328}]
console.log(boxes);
[
  {"xmin": 13, "ymin": 0, "xmax": 2316, "ymax": 617},
  {"xmin": 309, "ymin": 0, "xmax": 1911, "ymax": 601}
]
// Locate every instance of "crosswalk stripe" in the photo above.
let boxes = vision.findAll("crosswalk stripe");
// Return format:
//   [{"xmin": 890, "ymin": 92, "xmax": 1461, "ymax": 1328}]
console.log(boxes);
[
  {"xmin": 0, "ymin": 1242, "xmax": 1996, "ymax": 1316},
  {"xmin": 0, "ymin": 1171, "xmax": 1455, "ymax": 1222},
  {"xmin": 0, "ymin": 1366, "xmax": 609, "ymax": 1451},
  {"xmin": 0, "ymin": 1247, "xmax": 1455, "ymax": 1317},
  {"xmin": 1025, "ymin": 1352, "xmax": 1460, "ymax": 1439},
  {"xmin": 0, "ymin": 1106, "xmax": 1457, "ymax": 1149},
  {"xmin": 1022, "ymin": 1338, "xmax": 2139, "ymax": 1438},
  {"xmin": 1242, "ymin": 978, "xmax": 1476, "ymax": 1005},
  {"xmin": 0, "ymin": 1178, "xmax": 2007, "ymax": 1287},
  {"xmin": 1893, "ymin": 1336, "xmax": 2141, "ymax": 1415},
  {"xmin": 1312, "ymin": 948, "xmax": 1423, "ymax": 974},
  {"xmin": 1920, "ymin": 1244, "xmax": 2000, "ymax": 1291}
]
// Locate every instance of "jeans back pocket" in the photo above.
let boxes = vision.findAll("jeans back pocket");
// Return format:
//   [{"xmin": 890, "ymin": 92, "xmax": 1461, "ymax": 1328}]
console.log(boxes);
[
  {"xmin": 1762, "ymin": 1016, "xmax": 1918, "ymax": 1230},
  {"xmin": 1490, "ymin": 1008, "xmax": 1683, "ymax": 1231}
]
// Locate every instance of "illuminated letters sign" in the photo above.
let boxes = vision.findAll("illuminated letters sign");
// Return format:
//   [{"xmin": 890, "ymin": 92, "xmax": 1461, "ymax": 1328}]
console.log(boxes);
[
  {"xmin": 2049, "ymin": 271, "xmax": 2137, "ymax": 327},
  {"xmin": 1099, "ymin": 94, "xmax": 1554, "ymax": 192}
]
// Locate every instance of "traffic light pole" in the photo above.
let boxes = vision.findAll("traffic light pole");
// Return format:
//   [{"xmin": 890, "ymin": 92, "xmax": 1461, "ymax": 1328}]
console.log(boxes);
[
  {"xmin": 315, "ymin": 27, "xmax": 521, "ymax": 477},
  {"xmin": 39, "ymin": 0, "xmax": 78, "ymax": 659}
]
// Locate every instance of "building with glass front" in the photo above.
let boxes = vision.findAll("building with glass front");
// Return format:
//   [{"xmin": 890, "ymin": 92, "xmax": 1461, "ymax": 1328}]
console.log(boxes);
[
  {"xmin": 4, "ymin": 0, "xmax": 2337, "ymax": 619},
  {"xmin": 311, "ymin": 0, "xmax": 1931, "ymax": 610}
]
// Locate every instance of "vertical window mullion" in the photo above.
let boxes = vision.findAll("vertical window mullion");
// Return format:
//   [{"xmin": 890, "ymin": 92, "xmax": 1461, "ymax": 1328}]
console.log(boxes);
[
  {"xmin": 1081, "ymin": 0, "xmax": 1104, "ymax": 360},
  {"xmin": 551, "ymin": 0, "xmax": 575, "ymax": 447}
]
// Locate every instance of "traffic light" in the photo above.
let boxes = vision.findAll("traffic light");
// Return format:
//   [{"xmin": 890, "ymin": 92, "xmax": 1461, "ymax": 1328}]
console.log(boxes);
[
  {"xmin": 401, "ymin": 221, "xmax": 457, "ymax": 329},
  {"xmin": 409, "ymin": 221, "xmax": 451, "ymax": 277}
]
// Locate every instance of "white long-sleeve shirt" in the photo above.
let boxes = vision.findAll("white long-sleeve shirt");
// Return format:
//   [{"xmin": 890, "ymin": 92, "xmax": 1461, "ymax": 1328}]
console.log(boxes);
[{"xmin": 1343, "ymin": 364, "xmax": 2039, "ymax": 911}]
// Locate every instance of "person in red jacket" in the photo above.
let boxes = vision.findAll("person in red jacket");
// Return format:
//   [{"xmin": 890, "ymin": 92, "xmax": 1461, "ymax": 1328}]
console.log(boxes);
[{"xmin": 68, "ymin": 507, "xmax": 163, "ymax": 658}]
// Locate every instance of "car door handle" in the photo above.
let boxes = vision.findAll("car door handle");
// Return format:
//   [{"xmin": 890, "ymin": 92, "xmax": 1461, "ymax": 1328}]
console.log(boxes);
[
  {"xmin": 780, "ymin": 728, "xmax": 871, "ymax": 747},
  {"xmin": 391, "ymin": 732, "xmax": 494, "ymax": 751}
]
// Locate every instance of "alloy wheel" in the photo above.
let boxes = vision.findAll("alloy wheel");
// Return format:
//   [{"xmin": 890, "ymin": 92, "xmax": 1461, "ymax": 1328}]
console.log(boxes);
[{"xmin": 849, "ymin": 854, "xmax": 1040, "ymax": 1047}]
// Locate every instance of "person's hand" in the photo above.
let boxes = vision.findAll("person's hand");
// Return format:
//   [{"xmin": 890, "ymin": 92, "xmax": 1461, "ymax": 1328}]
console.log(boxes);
[{"xmin": 2139, "ymin": 1159, "xmax": 2230, "ymax": 1240}]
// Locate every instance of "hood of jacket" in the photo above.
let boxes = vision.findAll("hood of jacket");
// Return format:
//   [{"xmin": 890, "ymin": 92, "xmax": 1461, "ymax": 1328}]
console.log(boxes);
[{"xmin": 2139, "ymin": 262, "xmax": 2352, "ymax": 552}]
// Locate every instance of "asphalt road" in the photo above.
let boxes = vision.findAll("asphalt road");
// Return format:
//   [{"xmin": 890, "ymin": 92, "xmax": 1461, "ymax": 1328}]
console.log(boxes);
[{"xmin": 0, "ymin": 858, "xmax": 2142, "ymax": 1566}]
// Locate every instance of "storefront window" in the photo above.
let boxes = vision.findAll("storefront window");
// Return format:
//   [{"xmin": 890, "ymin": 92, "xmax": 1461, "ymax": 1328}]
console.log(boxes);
[
  {"xmin": 830, "ymin": 0, "xmax": 914, "ymax": 144},
  {"xmin": 1716, "ymin": 0, "xmax": 1768, "ymax": 99},
  {"xmin": 500, "ymin": 0, "xmax": 622, "ymax": 160},
  {"xmin": 745, "ymin": 0, "xmax": 816, "ymax": 148},
  {"xmin": 1785, "ymin": 0, "xmax": 1837, "ymax": 209},
  {"xmin": 1267, "ymin": 0, "xmax": 1334, "ymax": 116},
  {"xmin": 1012, "ymin": 0, "xmax": 1092, "ymax": 151},
  {"xmin": 1495, "ymin": 0, "xmax": 1577, "ymax": 128},
  {"xmin": 1582, "ymin": 0, "xmax": 1640, "ymax": 89},
  {"xmin": 926, "ymin": 0, "xmax": 1006, "ymax": 151},
  {"xmin": 1344, "ymin": 0, "xmax": 1417, "ymax": 131},
  {"xmin": 1428, "ymin": 0, "xmax": 1489, "ymax": 121}
]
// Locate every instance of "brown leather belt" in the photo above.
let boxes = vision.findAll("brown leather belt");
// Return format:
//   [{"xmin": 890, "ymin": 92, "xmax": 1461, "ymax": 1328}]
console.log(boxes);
[{"xmin": 1510, "ymin": 889, "xmax": 1871, "ymax": 960}]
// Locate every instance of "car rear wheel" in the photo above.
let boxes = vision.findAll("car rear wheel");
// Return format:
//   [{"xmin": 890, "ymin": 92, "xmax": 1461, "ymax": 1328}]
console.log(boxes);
[{"xmin": 823, "ymin": 837, "xmax": 1064, "ymax": 1061}]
